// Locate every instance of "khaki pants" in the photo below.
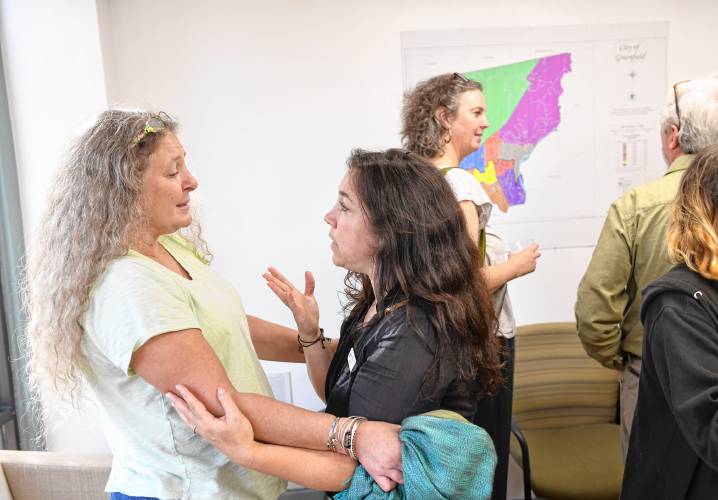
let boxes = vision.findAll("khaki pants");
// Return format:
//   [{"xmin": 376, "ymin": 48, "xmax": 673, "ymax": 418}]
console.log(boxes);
[{"xmin": 619, "ymin": 355, "xmax": 642, "ymax": 462}]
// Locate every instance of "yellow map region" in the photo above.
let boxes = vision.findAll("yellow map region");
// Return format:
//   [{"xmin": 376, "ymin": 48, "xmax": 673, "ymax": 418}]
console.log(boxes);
[{"xmin": 472, "ymin": 161, "xmax": 498, "ymax": 184}]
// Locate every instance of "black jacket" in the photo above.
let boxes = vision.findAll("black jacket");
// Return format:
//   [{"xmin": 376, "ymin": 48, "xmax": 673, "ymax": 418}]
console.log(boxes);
[
  {"xmin": 324, "ymin": 294, "xmax": 477, "ymax": 424},
  {"xmin": 622, "ymin": 265, "xmax": 718, "ymax": 499}
]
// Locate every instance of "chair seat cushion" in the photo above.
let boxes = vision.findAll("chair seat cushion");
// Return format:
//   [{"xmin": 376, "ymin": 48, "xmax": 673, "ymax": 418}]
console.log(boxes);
[{"xmin": 510, "ymin": 423, "xmax": 623, "ymax": 500}]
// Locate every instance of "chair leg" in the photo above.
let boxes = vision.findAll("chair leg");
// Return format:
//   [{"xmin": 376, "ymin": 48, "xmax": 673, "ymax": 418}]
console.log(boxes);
[{"xmin": 510, "ymin": 419, "xmax": 532, "ymax": 500}]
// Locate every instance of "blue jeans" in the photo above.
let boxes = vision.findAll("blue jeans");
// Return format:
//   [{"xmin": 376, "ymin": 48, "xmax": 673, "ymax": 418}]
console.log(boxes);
[{"xmin": 109, "ymin": 494, "xmax": 160, "ymax": 500}]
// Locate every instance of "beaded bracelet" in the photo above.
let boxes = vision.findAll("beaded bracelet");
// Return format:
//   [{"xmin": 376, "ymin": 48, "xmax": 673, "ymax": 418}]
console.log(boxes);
[{"xmin": 297, "ymin": 328, "xmax": 329, "ymax": 352}]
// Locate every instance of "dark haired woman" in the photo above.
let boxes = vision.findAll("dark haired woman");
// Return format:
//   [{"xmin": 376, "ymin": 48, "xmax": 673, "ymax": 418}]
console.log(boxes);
[
  {"xmin": 622, "ymin": 144, "xmax": 718, "ymax": 499},
  {"xmin": 266, "ymin": 148, "xmax": 502, "ymax": 423},
  {"xmin": 401, "ymin": 72, "xmax": 541, "ymax": 499},
  {"xmin": 171, "ymin": 149, "xmax": 503, "ymax": 497}
]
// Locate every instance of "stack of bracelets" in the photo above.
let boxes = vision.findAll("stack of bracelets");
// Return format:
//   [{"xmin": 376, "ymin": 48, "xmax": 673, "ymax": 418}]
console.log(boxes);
[{"xmin": 326, "ymin": 415, "xmax": 368, "ymax": 460}]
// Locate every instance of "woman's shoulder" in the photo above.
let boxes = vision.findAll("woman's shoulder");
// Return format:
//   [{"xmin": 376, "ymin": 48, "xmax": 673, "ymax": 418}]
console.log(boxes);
[
  {"xmin": 642, "ymin": 266, "xmax": 718, "ymax": 319},
  {"xmin": 101, "ymin": 254, "xmax": 156, "ymax": 282},
  {"xmin": 92, "ymin": 253, "xmax": 181, "ymax": 303},
  {"xmin": 442, "ymin": 167, "xmax": 477, "ymax": 189},
  {"xmin": 372, "ymin": 300, "xmax": 439, "ymax": 350},
  {"xmin": 640, "ymin": 269, "xmax": 718, "ymax": 358},
  {"xmin": 442, "ymin": 167, "xmax": 492, "ymax": 206}
]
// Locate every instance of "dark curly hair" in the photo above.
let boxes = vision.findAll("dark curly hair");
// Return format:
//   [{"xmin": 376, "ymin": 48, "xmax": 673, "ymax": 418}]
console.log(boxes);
[
  {"xmin": 401, "ymin": 73, "xmax": 484, "ymax": 159},
  {"xmin": 341, "ymin": 148, "xmax": 501, "ymax": 397}
]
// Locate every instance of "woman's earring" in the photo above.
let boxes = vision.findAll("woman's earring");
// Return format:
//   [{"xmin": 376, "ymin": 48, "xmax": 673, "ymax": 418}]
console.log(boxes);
[{"xmin": 444, "ymin": 128, "xmax": 453, "ymax": 144}]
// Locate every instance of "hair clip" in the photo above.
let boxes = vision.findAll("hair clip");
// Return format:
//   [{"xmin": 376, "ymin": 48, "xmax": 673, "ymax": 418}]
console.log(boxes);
[{"xmin": 131, "ymin": 111, "xmax": 171, "ymax": 146}]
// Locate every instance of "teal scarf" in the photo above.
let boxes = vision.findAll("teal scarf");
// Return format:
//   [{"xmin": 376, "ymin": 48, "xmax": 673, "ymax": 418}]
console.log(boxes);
[{"xmin": 334, "ymin": 410, "xmax": 496, "ymax": 499}]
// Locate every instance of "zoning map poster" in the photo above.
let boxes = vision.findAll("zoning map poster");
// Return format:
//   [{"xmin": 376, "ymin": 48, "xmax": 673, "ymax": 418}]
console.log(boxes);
[{"xmin": 401, "ymin": 23, "xmax": 668, "ymax": 250}]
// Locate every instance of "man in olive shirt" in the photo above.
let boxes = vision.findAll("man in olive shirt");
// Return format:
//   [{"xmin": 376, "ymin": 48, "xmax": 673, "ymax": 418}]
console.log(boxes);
[{"xmin": 576, "ymin": 75, "xmax": 718, "ymax": 459}]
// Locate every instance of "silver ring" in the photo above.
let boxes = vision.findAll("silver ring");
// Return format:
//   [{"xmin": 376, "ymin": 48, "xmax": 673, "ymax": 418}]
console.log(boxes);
[{"xmin": 192, "ymin": 424, "xmax": 198, "ymax": 435}]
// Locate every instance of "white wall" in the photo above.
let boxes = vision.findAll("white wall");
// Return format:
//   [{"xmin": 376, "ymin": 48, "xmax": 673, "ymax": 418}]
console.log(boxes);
[
  {"xmin": 0, "ymin": 0, "xmax": 108, "ymax": 249},
  {"xmin": 0, "ymin": 0, "xmax": 110, "ymax": 452},
  {"xmin": 3, "ymin": 0, "xmax": 718, "ymax": 452}
]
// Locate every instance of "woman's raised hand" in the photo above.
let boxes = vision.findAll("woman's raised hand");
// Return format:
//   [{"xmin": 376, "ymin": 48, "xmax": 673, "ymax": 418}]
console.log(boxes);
[
  {"xmin": 263, "ymin": 267, "xmax": 320, "ymax": 338},
  {"xmin": 167, "ymin": 385, "xmax": 256, "ymax": 467}
]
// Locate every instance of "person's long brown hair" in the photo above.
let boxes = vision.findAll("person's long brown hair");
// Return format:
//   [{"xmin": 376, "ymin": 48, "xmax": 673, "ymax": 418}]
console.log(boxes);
[{"xmin": 342, "ymin": 149, "xmax": 501, "ymax": 396}]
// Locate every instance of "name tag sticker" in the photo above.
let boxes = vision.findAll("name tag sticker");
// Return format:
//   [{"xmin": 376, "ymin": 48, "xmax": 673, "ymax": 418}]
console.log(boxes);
[{"xmin": 347, "ymin": 348, "xmax": 357, "ymax": 372}]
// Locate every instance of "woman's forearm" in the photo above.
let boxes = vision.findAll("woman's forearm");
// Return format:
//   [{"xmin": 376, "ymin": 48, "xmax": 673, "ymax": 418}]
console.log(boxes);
[
  {"xmin": 234, "ymin": 391, "xmax": 334, "ymax": 451},
  {"xmin": 481, "ymin": 262, "xmax": 515, "ymax": 292},
  {"xmin": 247, "ymin": 315, "xmax": 305, "ymax": 363},
  {"xmin": 137, "ymin": 326, "xmax": 396, "ymax": 486},
  {"xmin": 247, "ymin": 315, "xmax": 337, "ymax": 400},
  {"xmin": 240, "ymin": 442, "xmax": 355, "ymax": 492},
  {"xmin": 168, "ymin": 383, "xmax": 403, "ymax": 493},
  {"xmin": 302, "ymin": 334, "xmax": 339, "ymax": 402},
  {"xmin": 231, "ymin": 391, "xmax": 395, "ymax": 486}
]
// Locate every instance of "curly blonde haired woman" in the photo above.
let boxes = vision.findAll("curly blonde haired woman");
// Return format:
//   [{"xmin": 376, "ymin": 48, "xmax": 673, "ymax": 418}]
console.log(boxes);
[
  {"xmin": 24, "ymin": 110, "xmax": 402, "ymax": 499},
  {"xmin": 623, "ymin": 144, "xmax": 718, "ymax": 499}
]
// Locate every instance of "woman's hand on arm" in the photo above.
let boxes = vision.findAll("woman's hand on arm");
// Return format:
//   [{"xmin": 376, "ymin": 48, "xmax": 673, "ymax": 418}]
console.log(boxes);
[
  {"xmin": 168, "ymin": 384, "xmax": 402, "ymax": 492},
  {"xmin": 169, "ymin": 385, "xmax": 255, "ymax": 461},
  {"xmin": 264, "ymin": 267, "xmax": 338, "ymax": 401},
  {"xmin": 130, "ymin": 328, "xmax": 402, "ymax": 491},
  {"xmin": 167, "ymin": 385, "xmax": 356, "ymax": 492},
  {"xmin": 129, "ymin": 327, "xmax": 331, "ymax": 434}
]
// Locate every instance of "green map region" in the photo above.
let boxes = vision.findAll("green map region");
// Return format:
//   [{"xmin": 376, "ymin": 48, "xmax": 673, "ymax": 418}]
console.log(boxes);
[{"xmin": 461, "ymin": 53, "xmax": 572, "ymax": 211}]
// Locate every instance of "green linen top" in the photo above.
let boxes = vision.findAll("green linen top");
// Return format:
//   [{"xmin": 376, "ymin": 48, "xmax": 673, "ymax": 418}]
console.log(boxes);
[
  {"xmin": 576, "ymin": 154, "xmax": 694, "ymax": 368},
  {"xmin": 81, "ymin": 233, "xmax": 286, "ymax": 499}
]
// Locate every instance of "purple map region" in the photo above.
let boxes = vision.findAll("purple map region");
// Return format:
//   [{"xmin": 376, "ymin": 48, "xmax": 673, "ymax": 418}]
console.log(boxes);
[
  {"xmin": 499, "ymin": 170, "xmax": 526, "ymax": 205},
  {"xmin": 498, "ymin": 53, "xmax": 572, "ymax": 145}
]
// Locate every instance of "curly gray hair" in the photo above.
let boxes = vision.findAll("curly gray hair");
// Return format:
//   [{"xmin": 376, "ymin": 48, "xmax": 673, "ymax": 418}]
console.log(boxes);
[
  {"xmin": 23, "ymin": 110, "xmax": 209, "ymax": 433},
  {"xmin": 401, "ymin": 73, "xmax": 483, "ymax": 159}
]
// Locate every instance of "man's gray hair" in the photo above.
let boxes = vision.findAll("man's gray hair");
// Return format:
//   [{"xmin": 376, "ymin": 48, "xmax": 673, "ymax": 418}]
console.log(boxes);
[{"xmin": 661, "ymin": 74, "xmax": 718, "ymax": 154}]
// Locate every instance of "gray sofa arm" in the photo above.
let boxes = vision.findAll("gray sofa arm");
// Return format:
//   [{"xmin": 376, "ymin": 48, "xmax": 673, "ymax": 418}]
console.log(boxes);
[{"xmin": 0, "ymin": 451, "xmax": 111, "ymax": 500}]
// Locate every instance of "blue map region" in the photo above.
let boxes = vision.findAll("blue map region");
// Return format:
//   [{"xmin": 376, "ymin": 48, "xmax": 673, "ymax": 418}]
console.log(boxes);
[{"xmin": 461, "ymin": 146, "xmax": 485, "ymax": 173}]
